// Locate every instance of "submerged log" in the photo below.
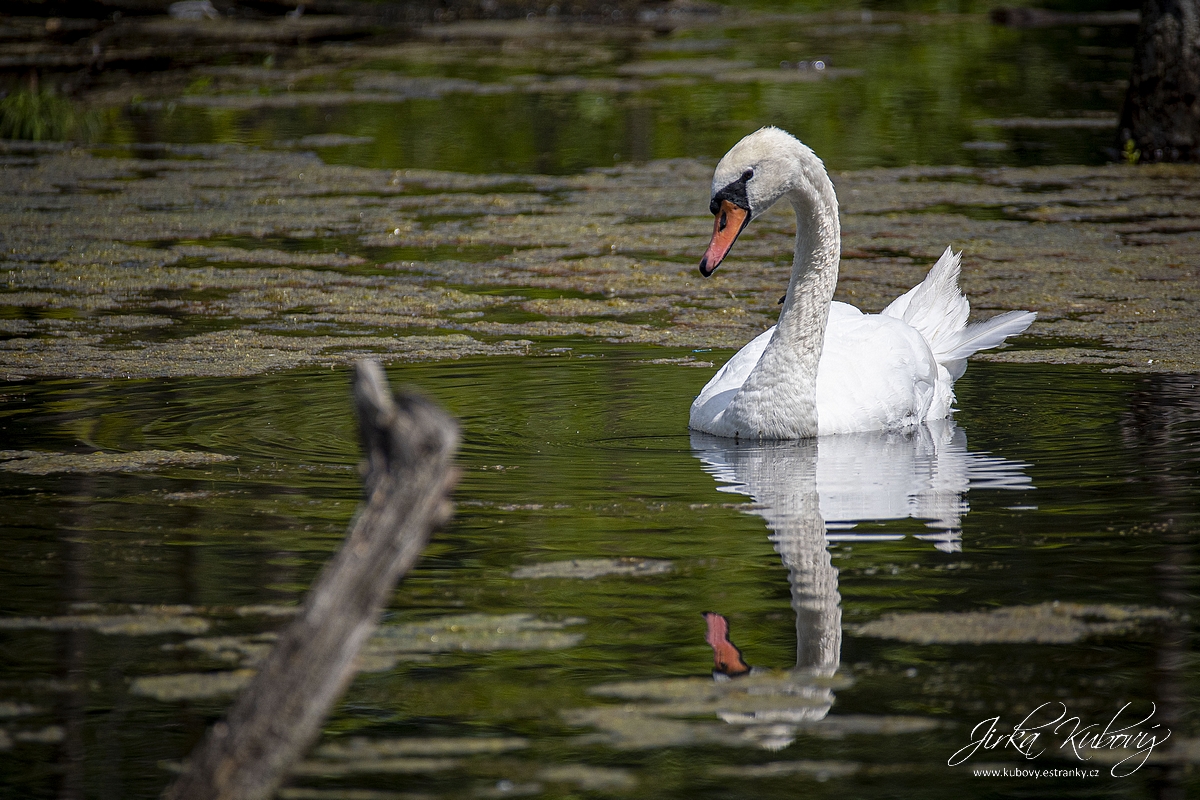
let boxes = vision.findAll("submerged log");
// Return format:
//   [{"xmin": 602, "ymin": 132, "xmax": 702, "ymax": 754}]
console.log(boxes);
[
  {"xmin": 1118, "ymin": 0, "xmax": 1200, "ymax": 162},
  {"xmin": 164, "ymin": 360, "xmax": 459, "ymax": 800}
]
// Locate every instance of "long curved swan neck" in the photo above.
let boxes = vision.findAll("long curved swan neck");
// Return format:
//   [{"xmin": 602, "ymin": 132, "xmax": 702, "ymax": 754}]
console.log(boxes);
[
  {"xmin": 724, "ymin": 145, "xmax": 840, "ymax": 438},
  {"xmin": 779, "ymin": 151, "xmax": 841, "ymax": 326}
]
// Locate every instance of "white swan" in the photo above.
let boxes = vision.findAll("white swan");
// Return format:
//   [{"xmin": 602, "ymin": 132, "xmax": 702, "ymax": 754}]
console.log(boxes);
[{"xmin": 690, "ymin": 127, "xmax": 1036, "ymax": 440}]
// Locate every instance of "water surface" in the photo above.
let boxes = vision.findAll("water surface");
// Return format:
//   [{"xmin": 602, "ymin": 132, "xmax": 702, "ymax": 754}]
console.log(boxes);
[
  {"xmin": 1, "ymin": 352, "xmax": 1195, "ymax": 797},
  {"xmin": 101, "ymin": 11, "xmax": 1137, "ymax": 172}
]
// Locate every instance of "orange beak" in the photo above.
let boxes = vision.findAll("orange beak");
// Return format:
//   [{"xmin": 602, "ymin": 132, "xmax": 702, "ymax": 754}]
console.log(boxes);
[{"xmin": 699, "ymin": 200, "xmax": 750, "ymax": 277}]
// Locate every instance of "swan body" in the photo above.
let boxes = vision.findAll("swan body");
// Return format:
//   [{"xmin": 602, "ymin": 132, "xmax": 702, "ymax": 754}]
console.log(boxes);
[{"xmin": 689, "ymin": 127, "xmax": 1035, "ymax": 440}]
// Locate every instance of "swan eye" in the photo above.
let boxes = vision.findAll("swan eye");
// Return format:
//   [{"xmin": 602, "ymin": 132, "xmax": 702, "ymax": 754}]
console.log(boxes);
[
  {"xmin": 719, "ymin": 211, "xmax": 728, "ymax": 231},
  {"xmin": 742, "ymin": 169, "xmax": 754, "ymax": 181}
]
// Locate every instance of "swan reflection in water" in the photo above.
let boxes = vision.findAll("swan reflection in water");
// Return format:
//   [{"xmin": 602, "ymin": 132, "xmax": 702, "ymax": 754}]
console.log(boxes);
[{"xmin": 692, "ymin": 420, "xmax": 1033, "ymax": 725}]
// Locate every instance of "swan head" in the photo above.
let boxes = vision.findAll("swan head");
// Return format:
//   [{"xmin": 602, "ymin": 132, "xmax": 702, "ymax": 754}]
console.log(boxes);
[{"xmin": 700, "ymin": 126, "xmax": 814, "ymax": 277}]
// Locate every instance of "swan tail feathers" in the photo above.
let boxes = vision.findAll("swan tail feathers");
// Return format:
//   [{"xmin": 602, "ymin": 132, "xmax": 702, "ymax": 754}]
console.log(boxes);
[
  {"xmin": 939, "ymin": 310, "xmax": 1037, "ymax": 379},
  {"xmin": 881, "ymin": 246, "xmax": 970, "ymax": 351},
  {"xmin": 883, "ymin": 247, "xmax": 1036, "ymax": 380}
]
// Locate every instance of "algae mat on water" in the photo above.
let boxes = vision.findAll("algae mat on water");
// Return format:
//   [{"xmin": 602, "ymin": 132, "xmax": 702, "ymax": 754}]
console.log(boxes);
[{"xmin": 2, "ymin": 140, "xmax": 1199, "ymax": 379}]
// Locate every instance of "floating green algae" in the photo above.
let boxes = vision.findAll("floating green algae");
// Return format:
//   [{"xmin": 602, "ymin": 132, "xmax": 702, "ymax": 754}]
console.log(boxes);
[
  {"xmin": 538, "ymin": 764, "xmax": 637, "ymax": 791},
  {"xmin": 67, "ymin": 602, "xmax": 298, "ymax": 618},
  {"xmin": 0, "ymin": 449, "xmax": 236, "ymax": 475},
  {"xmin": 511, "ymin": 557, "xmax": 673, "ymax": 579},
  {"xmin": 232, "ymin": 604, "xmax": 300, "ymax": 617},
  {"xmin": 289, "ymin": 736, "xmax": 532, "ymax": 784},
  {"xmin": 0, "ymin": 702, "xmax": 40, "ymax": 718},
  {"xmin": 276, "ymin": 790, "xmax": 417, "ymax": 800},
  {"xmin": 3, "ymin": 141, "xmax": 1198, "ymax": 380},
  {"xmin": 129, "ymin": 669, "xmax": 255, "ymax": 701},
  {"xmin": 852, "ymin": 602, "xmax": 1175, "ymax": 645},
  {"xmin": 169, "ymin": 244, "xmax": 367, "ymax": 268},
  {"xmin": 170, "ymin": 634, "xmax": 278, "ymax": 666},
  {"xmin": 314, "ymin": 736, "xmax": 528, "ymax": 760},
  {"xmin": 157, "ymin": 612, "xmax": 588, "ymax": 679},
  {"xmin": 709, "ymin": 759, "xmax": 863, "ymax": 779},
  {"xmin": 9, "ymin": 726, "xmax": 64, "ymax": 744},
  {"xmin": 0, "ymin": 613, "xmax": 210, "ymax": 636},
  {"xmin": 149, "ymin": 612, "xmax": 585, "ymax": 679},
  {"xmin": 0, "ymin": 725, "xmax": 63, "ymax": 751},
  {"xmin": 359, "ymin": 613, "xmax": 586, "ymax": 671},
  {"xmin": 290, "ymin": 757, "xmax": 460, "ymax": 777}
]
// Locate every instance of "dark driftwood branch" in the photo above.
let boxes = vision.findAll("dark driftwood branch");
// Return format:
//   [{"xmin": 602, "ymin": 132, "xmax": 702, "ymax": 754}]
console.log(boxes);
[{"xmin": 164, "ymin": 360, "xmax": 459, "ymax": 800}]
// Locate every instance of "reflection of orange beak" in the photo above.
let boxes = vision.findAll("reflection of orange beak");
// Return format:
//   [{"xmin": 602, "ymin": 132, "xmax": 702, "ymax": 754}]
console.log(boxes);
[
  {"xmin": 703, "ymin": 611, "xmax": 751, "ymax": 677},
  {"xmin": 699, "ymin": 200, "xmax": 750, "ymax": 277}
]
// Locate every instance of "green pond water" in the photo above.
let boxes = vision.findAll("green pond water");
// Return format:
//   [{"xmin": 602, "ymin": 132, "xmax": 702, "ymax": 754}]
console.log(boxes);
[
  {"xmin": 2, "ymin": 4, "xmax": 1198, "ymax": 798},
  {"xmin": 0, "ymin": 352, "xmax": 1197, "ymax": 797},
  {"xmin": 99, "ymin": 10, "xmax": 1136, "ymax": 172}
]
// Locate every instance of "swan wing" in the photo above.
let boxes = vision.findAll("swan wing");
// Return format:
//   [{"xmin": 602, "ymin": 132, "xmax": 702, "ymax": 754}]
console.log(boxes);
[{"xmin": 816, "ymin": 309, "xmax": 940, "ymax": 435}]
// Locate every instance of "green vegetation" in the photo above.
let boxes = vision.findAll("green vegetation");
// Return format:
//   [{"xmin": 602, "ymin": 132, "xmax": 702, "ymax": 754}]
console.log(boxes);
[{"xmin": 0, "ymin": 87, "xmax": 99, "ymax": 142}]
